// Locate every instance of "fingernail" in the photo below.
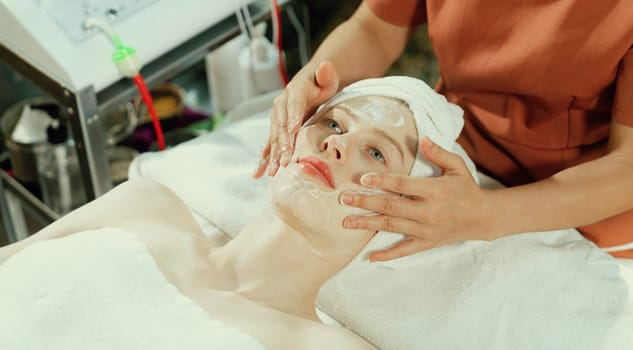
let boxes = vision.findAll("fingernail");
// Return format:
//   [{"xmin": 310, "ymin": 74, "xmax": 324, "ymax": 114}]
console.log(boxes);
[
  {"xmin": 344, "ymin": 218, "xmax": 357, "ymax": 229},
  {"xmin": 288, "ymin": 118, "xmax": 301, "ymax": 133},
  {"xmin": 256, "ymin": 157, "xmax": 266, "ymax": 169},
  {"xmin": 361, "ymin": 174, "xmax": 375, "ymax": 185},
  {"xmin": 422, "ymin": 136, "xmax": 436, "ymax": 151},
  {"xmin": 266, "ymin": 163, "xmax": 275, "ymax": 176},
  {"xmin": 340, "ymin": 193, "xmax": 354, "ymax": 205},
  {"xmin": 280, "ymin": 151, "xmax": 290, "ymax": 166},
  {"xmin": 252, "ymin": 159, "xmax": 265, "ymax": 177},
  {"xmin": 282, "ymin": 143, "xmax": 294, "ymax": 166}
]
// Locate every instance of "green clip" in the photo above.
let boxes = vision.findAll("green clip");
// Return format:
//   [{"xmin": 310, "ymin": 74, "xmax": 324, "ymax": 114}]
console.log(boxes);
[{"xmin": 111, "ymin": 36, "xmax": 137, "ymax": 63}]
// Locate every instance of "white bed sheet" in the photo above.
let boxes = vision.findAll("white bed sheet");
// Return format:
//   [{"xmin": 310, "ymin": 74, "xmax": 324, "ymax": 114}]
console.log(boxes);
[{"xmin": 0, "ymin": 228, "xmax": 265, "ymax": 349}]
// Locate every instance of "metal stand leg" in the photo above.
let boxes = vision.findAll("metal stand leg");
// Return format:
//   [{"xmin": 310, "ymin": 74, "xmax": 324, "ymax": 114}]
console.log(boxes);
[
  {"xmin": 0, "ymin": 170, "xmax": 60, "ymax": 243},
  {"xmin": 5, "ymin": 191, "xmax": 29, "ymax": 242},
  {"xmin": 0, "ymin": 174, "xmax": 18, "ymax": 244},
  {"xmin": 65, "ymin": 86, "xmax": 112, "ymax": 200}
]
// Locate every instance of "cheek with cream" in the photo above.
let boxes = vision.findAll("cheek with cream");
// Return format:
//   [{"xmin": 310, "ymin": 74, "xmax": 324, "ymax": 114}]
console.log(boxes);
[{"xmin": 268, "ymin": 165, "xmax": 385, "ymax": 255}]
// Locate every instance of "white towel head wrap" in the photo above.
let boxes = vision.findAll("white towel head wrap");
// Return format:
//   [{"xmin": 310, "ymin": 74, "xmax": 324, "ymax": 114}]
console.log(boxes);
[{"xmin": 315, "ymin": 76, "xmax": 478, "ymax": 182}]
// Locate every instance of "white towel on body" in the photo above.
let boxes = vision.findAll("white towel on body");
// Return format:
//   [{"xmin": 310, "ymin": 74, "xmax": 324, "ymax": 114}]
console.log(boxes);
[
  {"xmin": 0, "ymin": 228, "xmax": 265, "ymax": 350},
  {"xmin": 129, "ymin": 115, "xmax": 271, "ymax": 240},
  {"xmin": 317, "ymin": 227, "xmax": 630, "ymax": 350}
]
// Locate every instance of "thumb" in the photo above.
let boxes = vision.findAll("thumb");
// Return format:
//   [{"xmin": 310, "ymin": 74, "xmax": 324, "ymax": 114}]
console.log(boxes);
[
  {"xmin": 287, "ymin": 61, "xmax": 339, "ymax": 135},
  {"xmin": 420, "ymin": 136, "xmax": 465, "ymax": 174},
  {"xmin": 314, "ymin": 61, "xmax": 339, "ymax": 97}
]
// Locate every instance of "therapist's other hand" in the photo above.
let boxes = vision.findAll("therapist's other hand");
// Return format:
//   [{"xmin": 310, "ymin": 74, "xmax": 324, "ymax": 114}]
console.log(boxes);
[
  {"xmin": 253, "ymin": 61, "xmax": 339, "ymax": 178},
  {"xmin": 341, "ymin": 137, "xmax": 494, "ymax": 261}
]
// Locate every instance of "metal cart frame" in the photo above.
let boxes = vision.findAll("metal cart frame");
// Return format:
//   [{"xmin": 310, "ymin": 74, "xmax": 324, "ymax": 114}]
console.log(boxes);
[{"xmin": 0, "ymin": 0, "xmax": 305, "ymax": 243}]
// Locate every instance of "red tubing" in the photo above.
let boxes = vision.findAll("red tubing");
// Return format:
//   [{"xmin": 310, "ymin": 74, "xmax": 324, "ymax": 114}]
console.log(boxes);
[
  {"xmin": 271, "ymin": 0, "xmax": 288, "ymax": 86},
  {"xmin": 132, "ymin": 74, "xmax": 166, "ymax": 151}
]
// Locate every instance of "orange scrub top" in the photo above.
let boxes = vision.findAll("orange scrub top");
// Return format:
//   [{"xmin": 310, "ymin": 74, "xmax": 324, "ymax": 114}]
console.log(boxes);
[{"xmin": 366, "ymin": 0, "xmax": 633, "ymax": 258}]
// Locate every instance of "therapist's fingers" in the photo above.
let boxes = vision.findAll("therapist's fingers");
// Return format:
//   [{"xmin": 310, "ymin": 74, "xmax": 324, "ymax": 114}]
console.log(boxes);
[
  {"xmin": 358, "ymin": 138, "xmax": 475, "ymax": 195},
  {"xmin": 252, "ymin": 143, "xmax": 271, "ymax": 179},
  {"xmin": 287, "ymin": 61, "xmax": 339, "ymax": 135},
  {"xmin": 285, "ymin": 80, "xmax": 308, "ymax": 136},
  {"xmin": 271, "ymin": 92, "xmax": 294, "ymax": 168},
  {"xmin": 343, "ymin": 214, "xmax": 422, "ymax": 236},
  {"xmin": 311, "ymin": 61, "xmax": 339, "ymax": 108},
  {"xmin": 360, "ymin": 172, "xmax": 435, "ymax": 198},
  {"xmin": 258, "ymin": 61, "xmax": 340, "ymax": 178},
  {"xmin": 340, "ymin": 192, "xmax": 420, "ymax": 221},
  {"xmin": 369, "ymin": 236, "xmax": 433, "ymax": 262},
  {"xmin": 420, "ymin": 136, "xmax": 471, "ymax": 176},
  {"xmin": 262, "ymin": 93, "xmax": 291, "ymax": 176}
]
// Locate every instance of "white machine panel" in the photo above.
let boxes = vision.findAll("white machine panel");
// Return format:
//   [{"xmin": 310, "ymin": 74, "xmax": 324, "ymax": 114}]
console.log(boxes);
[
  {"xmin": 42, "ymin": 0, "xmax": 159, "ymax": 42},
  {"xmin": 0, "ymin": 0, "xmax": 252, "ymax": 92}
]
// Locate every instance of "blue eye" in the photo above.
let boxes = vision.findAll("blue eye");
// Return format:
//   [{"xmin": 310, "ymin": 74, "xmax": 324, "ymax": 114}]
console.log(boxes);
[
  {"xmin": 325, "ymin": 119, "xmax": 342, "ymax": 133},
  {"xmin": 369, "ymin": 148, "xmax": 385, "ymax": 163}
]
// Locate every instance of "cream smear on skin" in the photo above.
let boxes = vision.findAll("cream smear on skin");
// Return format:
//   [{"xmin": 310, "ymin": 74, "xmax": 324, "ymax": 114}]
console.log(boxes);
[
  {"xmin": 269, "ymin": 168, "xmax": 379, "ymax": 257},
  {"xmin": 348, "ymin": 96, "xmax": 406, "ymax": 127},
  {"xmin": 305, "ymin": 96, "xmax": 407, "ymax": 129}
]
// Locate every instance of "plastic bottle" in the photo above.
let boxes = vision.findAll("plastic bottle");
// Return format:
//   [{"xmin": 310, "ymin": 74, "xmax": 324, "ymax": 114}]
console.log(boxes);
[
  {"xmin": 238, "ymin": 23, "xmax": 283, "ymax": 99},
  {"xmin": 36, "ymin": 115, "xmax": 86, "ymax": 214},
  {"xmin": 206, "ymin": 34, "xmax": 249, "ymax": 116}
]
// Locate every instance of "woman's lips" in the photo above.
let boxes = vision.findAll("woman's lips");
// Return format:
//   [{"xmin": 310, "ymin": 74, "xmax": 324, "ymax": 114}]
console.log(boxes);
[{"xmin": 297, "ymin": 157, "xmax": 335, "ymax": 189}]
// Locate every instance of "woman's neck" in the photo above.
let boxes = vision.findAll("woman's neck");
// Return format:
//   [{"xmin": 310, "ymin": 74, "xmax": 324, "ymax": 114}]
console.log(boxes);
[{"xmin": 207, "ymin": 209, "xmax": 353, "ymax": 320}]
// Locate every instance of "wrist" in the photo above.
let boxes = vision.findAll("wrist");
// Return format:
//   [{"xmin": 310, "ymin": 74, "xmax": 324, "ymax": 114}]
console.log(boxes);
[
  {"xmin": 477, "ymin": 188, "xmax": 506, "ymax": 241},
  {"xmin": 296, "ymin": 59, "xmax": 321, "ymax": 79}
]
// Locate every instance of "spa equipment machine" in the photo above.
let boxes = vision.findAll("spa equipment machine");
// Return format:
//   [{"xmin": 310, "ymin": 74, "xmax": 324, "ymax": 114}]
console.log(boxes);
[{"xmin": 0, "ymin": 0, "xmax": 298, "ymax": 242}]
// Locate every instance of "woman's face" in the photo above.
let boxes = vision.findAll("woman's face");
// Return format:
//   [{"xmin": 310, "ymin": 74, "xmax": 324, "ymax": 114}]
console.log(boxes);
[{"xmin": 269, "ymin": 96, "xmax": 418, "ymax": 255}]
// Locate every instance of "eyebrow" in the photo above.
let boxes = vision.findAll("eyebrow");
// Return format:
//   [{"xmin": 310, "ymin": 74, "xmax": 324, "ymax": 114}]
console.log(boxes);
[
  {"xmin": 374, "ymin": 128, "xmax": 405, "ymax": 161},
  {"xmin": 334, "ymin": 105, "xmax": 406, "ymax": 161}
]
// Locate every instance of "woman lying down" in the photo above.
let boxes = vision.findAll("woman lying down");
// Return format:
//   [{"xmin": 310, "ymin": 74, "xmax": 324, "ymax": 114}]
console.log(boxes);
[{"xmin": 0, "ymin": 77, "xmax": 473, "ymax": 349}]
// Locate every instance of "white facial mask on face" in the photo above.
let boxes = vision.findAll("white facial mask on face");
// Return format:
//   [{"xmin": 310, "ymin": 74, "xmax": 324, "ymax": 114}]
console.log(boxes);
[
  {"xmin": 345, "ymin": 97, "xmax": 406, "ymax": 128},
  {"xmin": 269, "ymin": 165, "xmax": 376, "ymax": 256},
  {"xmin": 303, "ymin": 97, "xmax": 406, "ymax": 132}
]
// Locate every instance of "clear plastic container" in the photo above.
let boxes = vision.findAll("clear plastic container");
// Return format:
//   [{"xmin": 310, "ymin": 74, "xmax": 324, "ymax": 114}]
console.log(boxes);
[{"xmin": 36, "ymin": 120, "xmax": 86, "ymax": 215}]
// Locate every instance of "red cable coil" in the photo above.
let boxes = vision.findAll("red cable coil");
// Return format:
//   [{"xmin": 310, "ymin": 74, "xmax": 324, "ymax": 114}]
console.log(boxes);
[{"xmin": 271, "ymin": 0, "xmax": 288, "ymax": 86}]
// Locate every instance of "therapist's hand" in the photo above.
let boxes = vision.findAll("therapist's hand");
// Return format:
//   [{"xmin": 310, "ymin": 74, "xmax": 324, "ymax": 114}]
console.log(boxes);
[
  {"xmin": 340, "ymin": 137, "xmax": 496, "ymax": 261},
  {"xmin": 253, "ymin": 61, "xmax": 339, "ymax": 178}
]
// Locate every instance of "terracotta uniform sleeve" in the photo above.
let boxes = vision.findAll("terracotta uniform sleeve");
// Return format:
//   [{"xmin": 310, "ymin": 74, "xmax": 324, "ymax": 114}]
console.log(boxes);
[{"xmin": 613, "ymin": 48, "xmax": 633, "ymax": 126}]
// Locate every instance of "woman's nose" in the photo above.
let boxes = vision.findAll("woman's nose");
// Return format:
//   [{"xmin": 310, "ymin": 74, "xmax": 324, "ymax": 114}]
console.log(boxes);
[{"xmin": 321, "ymin": 135, "xmax": 346, "ymax": 162}]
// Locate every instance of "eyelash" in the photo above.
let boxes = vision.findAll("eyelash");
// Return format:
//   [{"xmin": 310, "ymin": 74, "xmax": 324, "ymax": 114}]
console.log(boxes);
[{"xmin": 324, "ymin": 118, "xmax": 386, "ymax": 164}]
